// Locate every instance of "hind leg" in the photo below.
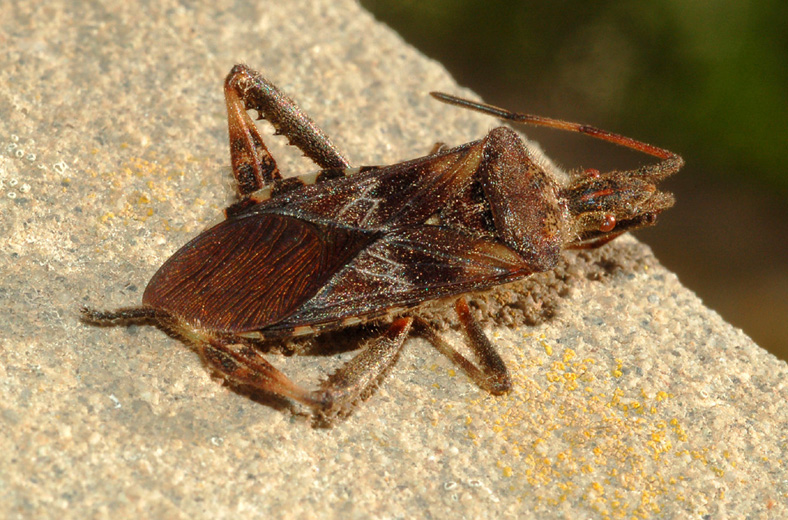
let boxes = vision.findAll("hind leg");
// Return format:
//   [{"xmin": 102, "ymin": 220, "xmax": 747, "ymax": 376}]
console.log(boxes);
[
  {"xmin": 224, "ymin": 64, "xmax": 350, "ymax": 197},
  {"xmin": 197, "ymin": 318, "xmax": 413, "ymax": 421}
]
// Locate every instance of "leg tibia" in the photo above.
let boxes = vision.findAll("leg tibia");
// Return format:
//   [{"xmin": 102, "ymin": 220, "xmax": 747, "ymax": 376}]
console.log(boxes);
[
  {"xmin": 311, "ymin": 317, "xmax": 413, "ymax": 416},
  {"xmin": 417, "ymin": 297, "xmax": 511, "ymax": 395},
  {"xmin": 225, "ymin": 81, "xmax": 282, "ymax": 194},
  {"xmin": 199, "ymin": 318, "xmax": 413, "ymax": 420},
  {"xmin": 225, "ymin": 65, "xmax": 350, "ymax": 172},
  {"xmin": 199, "ymin": 338, "xmax": 323, "ymax": 408}
]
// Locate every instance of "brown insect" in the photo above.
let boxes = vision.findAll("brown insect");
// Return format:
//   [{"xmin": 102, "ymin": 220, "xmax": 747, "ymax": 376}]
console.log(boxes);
[{"xmin": 83, "ymin": 65, "xmax": 683, "ymax": 421}]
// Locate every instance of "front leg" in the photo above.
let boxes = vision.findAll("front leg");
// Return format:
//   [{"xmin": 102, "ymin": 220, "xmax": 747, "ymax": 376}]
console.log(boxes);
[
  {"xmin": 416, "ymin": 297, "xmax": 511, "ymax": 396},
  {"xmin": 225, "ymin": 65, "xmax": 350, "ymax": 196}
]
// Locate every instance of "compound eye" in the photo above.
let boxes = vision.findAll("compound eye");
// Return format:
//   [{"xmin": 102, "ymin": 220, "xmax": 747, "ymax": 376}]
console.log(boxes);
[{"xmin": 599, "ymin": 213, "xmax": 616, "ymax": 232}]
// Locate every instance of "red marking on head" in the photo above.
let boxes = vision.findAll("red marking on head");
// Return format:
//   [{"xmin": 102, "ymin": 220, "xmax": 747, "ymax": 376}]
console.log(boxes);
[
  {"xmin": 584, "ymin": 168, "xmax": 601, "ymax": 178},
  {"xmin": 580, "ymin": 188, "xmax": 614, "ymax": 203}
]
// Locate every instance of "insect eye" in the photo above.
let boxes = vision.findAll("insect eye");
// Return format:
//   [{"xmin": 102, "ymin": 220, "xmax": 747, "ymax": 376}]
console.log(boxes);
[{"xmin": 599, "ymin": 213, "xmax": 616, "ymax": 232}]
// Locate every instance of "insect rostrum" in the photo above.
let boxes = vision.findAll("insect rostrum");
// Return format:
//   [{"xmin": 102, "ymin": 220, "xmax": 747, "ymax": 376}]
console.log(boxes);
[{"xmin": 83, "ymin": 65, "xmax": 683, "ymax": 422}]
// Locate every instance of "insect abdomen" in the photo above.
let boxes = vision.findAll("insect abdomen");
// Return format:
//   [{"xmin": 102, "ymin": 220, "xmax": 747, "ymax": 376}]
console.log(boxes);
[{"xmin": 142, "ymin": 213, "xmax": 371, "ymax": 333}]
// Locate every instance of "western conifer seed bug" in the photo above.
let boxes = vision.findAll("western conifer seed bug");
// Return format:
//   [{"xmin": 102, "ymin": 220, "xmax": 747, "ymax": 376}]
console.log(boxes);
[{"xmin": 83, "ymin": 65, "xmax": 683, "ymax": 422}]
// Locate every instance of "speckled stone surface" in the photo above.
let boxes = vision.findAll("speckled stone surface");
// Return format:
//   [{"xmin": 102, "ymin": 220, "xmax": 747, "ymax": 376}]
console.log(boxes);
[{"xmin": 1, "ymin": 1, "xmax": 787, "ymax": 518}]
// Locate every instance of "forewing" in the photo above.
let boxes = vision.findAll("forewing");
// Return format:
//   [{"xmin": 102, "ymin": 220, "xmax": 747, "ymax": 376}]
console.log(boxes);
[
  {"xmin": 143, "ymin": 214, "xmax": 373, "ymax": 332},
  {"xmin": 272, "ymin": 226, "xmax": 531, "ymax": 330},
  {"xmin": 274, "ymin": 140, "xmax": 484, "ymax": 230}
]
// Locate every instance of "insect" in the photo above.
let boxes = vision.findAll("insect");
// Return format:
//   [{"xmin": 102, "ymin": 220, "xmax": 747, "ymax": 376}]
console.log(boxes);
[{"xmin": 82, "ymin": 64, "xmax": 683, "ymax": 421}]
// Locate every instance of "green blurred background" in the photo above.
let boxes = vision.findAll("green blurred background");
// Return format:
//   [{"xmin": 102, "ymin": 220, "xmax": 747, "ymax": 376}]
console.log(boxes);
[{"xmin": 361, "ymin": 0, "xmax": 788, "ymax": 358}]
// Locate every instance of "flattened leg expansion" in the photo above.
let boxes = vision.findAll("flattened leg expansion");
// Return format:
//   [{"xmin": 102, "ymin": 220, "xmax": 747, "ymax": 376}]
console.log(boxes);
[
  {"xmin": 224, "ymin": 64, "xmax": 350, "ymax": 194},
  {"xmin": 197, "ymin": 318, "xmax": 413, "ymax": 419}
]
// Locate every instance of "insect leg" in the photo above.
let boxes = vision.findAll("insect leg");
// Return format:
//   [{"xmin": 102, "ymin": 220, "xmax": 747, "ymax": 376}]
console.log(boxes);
[
  {"xmin": 415, "ymin": 297, "xmax": 512, "ymax": 395},
  {"xmin": 310, "ymin": 317, "xmax": 413, "ymax": 417},
  {"xmin": 225, "ymin": 65, "xmax": 350, "ymax": 175},
  {"xmin": 454, "ymin": 297, "xmax": 512, "ymax": 394},
  {"xmin": 198, "ymin": 336, "xmax": 324, "ymax": 408},
  {"xmin": 225, "ymin": 73, "xmax": 283, "ymax": 195}
]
